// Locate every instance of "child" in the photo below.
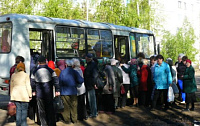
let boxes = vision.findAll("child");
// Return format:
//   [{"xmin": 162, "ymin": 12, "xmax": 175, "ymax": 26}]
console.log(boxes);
[{"xmin": 182, "ymin": 59, "xmax": 197, "ymax": 111}]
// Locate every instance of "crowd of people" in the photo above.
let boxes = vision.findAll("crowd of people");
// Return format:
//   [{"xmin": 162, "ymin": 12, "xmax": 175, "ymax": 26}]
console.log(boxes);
[{"xmin": 9, "ymin": 52, "xmax": 198, "ymax": 126}]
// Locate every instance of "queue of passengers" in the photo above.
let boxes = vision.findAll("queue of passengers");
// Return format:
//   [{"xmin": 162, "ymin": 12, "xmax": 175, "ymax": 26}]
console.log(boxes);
[{"xmin": 9, "ymin": 53, "xmax": 197, "ymax": 126}]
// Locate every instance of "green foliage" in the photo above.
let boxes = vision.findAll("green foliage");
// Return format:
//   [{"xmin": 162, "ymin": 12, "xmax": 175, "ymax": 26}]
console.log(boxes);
[
  {"xmin": 0, "ymin": 0, "xmax": 156, "ymax": 30},
  {"xmin": 93, "ymin": 0, "xmax": 155, "ymax": 30},
  {"xmin": 93, "ymin": 0, "xmax": 125, "ymax": 25},
  {"xmin": 161, "ymin": 18, "xmax": 198, "ymax": 62},
  {"xmin": 0, "ymin": 0, "xmax": 38, "ymax": 14},
  {"xmin": 39, "ymin": 0, "xmax": 72, "ymax": 19}
]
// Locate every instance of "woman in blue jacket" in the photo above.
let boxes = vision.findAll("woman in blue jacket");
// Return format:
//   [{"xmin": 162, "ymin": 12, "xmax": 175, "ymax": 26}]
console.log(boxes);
[
  {"xmin": 59, "ymin": 59, "xmax": 84, "ymax": 124},
  {"xmin": 151, "ymin": 55, "xmax": 172, "ymax": 110}
]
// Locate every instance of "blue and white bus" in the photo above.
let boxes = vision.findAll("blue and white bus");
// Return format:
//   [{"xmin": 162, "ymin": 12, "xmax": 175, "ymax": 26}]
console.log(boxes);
[{"xmin": 0, "ymin": 14, "xmax": 158, "ymax": 91}]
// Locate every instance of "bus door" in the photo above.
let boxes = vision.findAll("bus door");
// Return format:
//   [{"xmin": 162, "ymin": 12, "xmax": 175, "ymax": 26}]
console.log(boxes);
[
  {"xmin": 29, "ymin": 29, "xmax": 54, "ymax": 61},
  {"xmin": 114, "ymin": 36, "xmax": 130, "ymax": 62}
]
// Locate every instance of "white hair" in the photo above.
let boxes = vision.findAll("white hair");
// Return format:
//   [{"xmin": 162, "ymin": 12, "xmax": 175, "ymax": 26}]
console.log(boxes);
[
  {"xmin": 72, "ymin": 58, "xmax": 80, "ymax": 67},
  {"xmin": 178, "ymin": 53, "xmax": 184, "ymax": 58},
  {"xmin": 65, "ymin": 59, "xmax": 74, "ymax": 66}
]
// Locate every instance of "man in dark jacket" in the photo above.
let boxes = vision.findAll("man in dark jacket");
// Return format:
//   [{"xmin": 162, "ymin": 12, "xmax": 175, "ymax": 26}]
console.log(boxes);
[
  {"xmin": 31, "ymin": 56, "xmax": 60, "ymax": 126},
  {"xmin": 84, "ymin": 53, "xmax": 98, "ymax": 118}
]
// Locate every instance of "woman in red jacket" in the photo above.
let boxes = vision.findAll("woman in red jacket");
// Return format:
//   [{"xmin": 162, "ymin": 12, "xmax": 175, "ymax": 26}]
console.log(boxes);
[{"xmin": 137, "ymin": 59, "xmax": 151, "ymax": 107}]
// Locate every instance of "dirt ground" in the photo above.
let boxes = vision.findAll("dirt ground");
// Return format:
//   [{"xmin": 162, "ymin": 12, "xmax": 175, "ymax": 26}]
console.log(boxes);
[{"xmin": 1, "ymin": 72, "xmax": 200, "ymax": 126}]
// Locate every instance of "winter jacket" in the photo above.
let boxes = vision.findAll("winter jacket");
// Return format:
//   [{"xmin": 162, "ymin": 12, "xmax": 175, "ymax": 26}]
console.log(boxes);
[
  {"xmin": 103, "ymin": 65, "xmax": 115, "ymax": 94},
  {"xmin": 118, "ymin": 64, "xmax": 130, "ymax": 84},
  {"xmin": 10, "ymin": 71, "xmax": 32, "ymax": 102},
  {"xmin": 84, "ymin": 61, "xmax": 98, "ymax": 91},
  {"xmin": 137, "ymin": 65, "xmax": 151, "ymax": 91},
  {"xmin": 177, "ymin": 61, "xmax": 187, "ymax": 80},
  {"xmin": 183, "ymin": 65, "xmax": 197, "ymax": 93},
  {"xmin": 153, "ymin": 62, "xmax": 172, "ymax": 89},
  {"xmin": 121, "ymin": 64, "xmax": 138, "ymax": 87},
  {"xmin": 31, "ymin": 65, "xmax": 60, "ymax": 100},
  {"xmin": 111, "ymin": 65, "xmax": 123, "ymax": 98},
  {"xmin": 59, "ymin": 67, "xmax": 84, "ymax": 95}
]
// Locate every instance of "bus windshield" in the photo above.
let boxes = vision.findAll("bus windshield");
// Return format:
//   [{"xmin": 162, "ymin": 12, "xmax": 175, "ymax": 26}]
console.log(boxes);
[{"xmin": 0, "ymin": 22, "xmax": 12, "ymax": 53}]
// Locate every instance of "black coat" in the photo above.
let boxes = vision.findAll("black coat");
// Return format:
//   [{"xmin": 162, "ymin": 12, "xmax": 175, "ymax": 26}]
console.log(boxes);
[
  {"xmin": 177, "ymin": 62, "xmax": 186, "ymax": 80},
  {"xmin": 84, "ymin": 60, "xmax": 98, "ymax": 91}
]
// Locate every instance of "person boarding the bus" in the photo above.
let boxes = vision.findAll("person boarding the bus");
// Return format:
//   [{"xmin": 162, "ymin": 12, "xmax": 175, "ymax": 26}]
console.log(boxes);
[
  {"xmin": 59, "ymin": 59, "xmax": 84, "ymax": 124},
  {"xmin": 31, "ymin": 55, "xmax": 60, "ymax": 126},
  {"xmin": 10, "ymin": 62, "xmax": 32, "ymax": 126},
  {"xmin": 84, "ymin": 53, "xmax": 98, "ymax": 118},
  {"xmin": 9, "ymin": 56, "xmax": 25, "ymax": 95}
]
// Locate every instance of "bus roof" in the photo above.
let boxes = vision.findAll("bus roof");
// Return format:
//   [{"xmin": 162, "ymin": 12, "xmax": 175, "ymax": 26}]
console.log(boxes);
[{"xmin": 0, "ymin": 13, "xmax": 154, "ymax": 34}]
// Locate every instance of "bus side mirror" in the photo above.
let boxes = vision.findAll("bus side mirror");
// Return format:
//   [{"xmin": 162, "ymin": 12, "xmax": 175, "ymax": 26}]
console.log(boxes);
[{"xmin": 157, "ymin": 44, "xmax": 160, "ymax": 54}]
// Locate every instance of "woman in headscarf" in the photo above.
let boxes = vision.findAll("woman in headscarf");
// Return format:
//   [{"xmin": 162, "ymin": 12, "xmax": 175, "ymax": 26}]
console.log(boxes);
[
  {"xmin": 72, "ymin": 58, "xmax": 87, "ymax": 120},
  {"xmin": 10, "ymin": 62, "xmax": 32, "ymax": 126},
  {"xmin": 121, "ymin": 58, "xmax": 139, "ymax": 106},
  {"xmin": 110, "ymin": 59, "xmax": 123, "ymax": 109},
  {"xmin": 182, "ymin": 59, "xmax": 197, "ymax": 111}
]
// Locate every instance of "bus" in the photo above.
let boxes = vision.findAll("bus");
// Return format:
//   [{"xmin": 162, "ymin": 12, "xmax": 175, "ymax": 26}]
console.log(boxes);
[{"xmin": 0, "ymin": 14, "xmax": 158, "ymax": 91}]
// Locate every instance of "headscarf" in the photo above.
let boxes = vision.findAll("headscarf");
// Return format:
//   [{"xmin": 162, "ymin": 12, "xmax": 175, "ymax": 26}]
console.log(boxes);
[
  {"xmin": 131, "ymin": 58, "xmax": 137, "ymax": 65},
  {"xmin": 56, "ymin": 60, "xmax": 65, "ymax": 70},
  {"xmin": 48, "ymin": 60, "xmax": 55, "ymax": 70},
  {"xmin": 17, "ymin": 62, "xmax": 25, "ymax": 71}
]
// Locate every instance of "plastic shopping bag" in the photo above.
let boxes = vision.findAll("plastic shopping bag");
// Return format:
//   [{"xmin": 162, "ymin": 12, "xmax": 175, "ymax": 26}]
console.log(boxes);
[{"xmin": 167, "ymin": 86, "xmax": 174, "ymax": 102}]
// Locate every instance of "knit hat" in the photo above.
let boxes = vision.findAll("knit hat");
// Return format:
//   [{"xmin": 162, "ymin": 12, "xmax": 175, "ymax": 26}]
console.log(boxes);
[
  {"xmin": 37, "ymin": 55, "xmax": 46, "ymax": 63},
  {"xmin": 48, "ymin": 61, "xmax": 55, "ymax": 70},
  {"xmin": 86, "ymin": 53, "xmax": 93, "ymax": 59},
  {"xmin": 186, "ymin": 59, "xmax": 192, "ymax": 64},
  {"xmin": 166, "ymin": 58, "xmax": 173, "ymax": 66},
  {"xmin": 17, "ymin": 62, "xmax": 25, "ymax": 71}
]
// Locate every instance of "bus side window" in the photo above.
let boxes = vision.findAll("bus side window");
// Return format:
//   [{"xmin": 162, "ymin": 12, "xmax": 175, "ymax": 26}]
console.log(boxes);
[{"xmin": 1, "ymin": 30, "xmax": 11, "ymax": 52}]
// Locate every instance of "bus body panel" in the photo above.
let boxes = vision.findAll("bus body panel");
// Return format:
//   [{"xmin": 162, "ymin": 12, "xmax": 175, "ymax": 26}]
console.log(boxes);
[
  {"xmin": 29, "ymin": 22, "xmax": 55, "ymax": 30},
  {"xmin": 0, "ymin": 19, "xmax": 31, "ymax": 78},
  {"xmin": 0, "ymin": 14, "xmax": 157, "ymax": 91}
]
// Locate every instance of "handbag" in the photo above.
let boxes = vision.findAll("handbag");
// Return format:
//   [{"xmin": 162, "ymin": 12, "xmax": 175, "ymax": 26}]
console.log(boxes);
[
  {"xmin": 53, "ymin": 96, "xmax": 64, "ymax": 113},
  {"xmin": 171, "ymin": 82, "xmax": 179, "ymax": 94},
  {"xmin": 96, "ymin": 73, "xmax": 106, "ymax": 89},
  {"xmin": 7, "ymin": 102, "xmax": 16, "ymax": 116},
  {"xmin": 120, "ymin": 85, "xmax": 126, "ymax": 94},
  {"xmin": 167, "ymin": 86, "xmax": 174, "ymax": 102}
]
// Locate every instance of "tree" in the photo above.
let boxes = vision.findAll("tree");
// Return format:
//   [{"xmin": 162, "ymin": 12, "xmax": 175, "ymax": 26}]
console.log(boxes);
[
  {"xmin": 161, "ymin": 18, "xmax": 198, "ymax": 62},
  {"xmin": 0, "ymin": 0, "xmax": 38, "ymax": 15},
  {"xmin": 93, "ymin": 0, "xmax": 157, "ymax": 30},
  {"xmin": 38, "ymin": 0, "xmax": 72, "ymax": 19},
  {"xmin": 93, "ymin": 0, "xmax": 125, "ymax": 25}
]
